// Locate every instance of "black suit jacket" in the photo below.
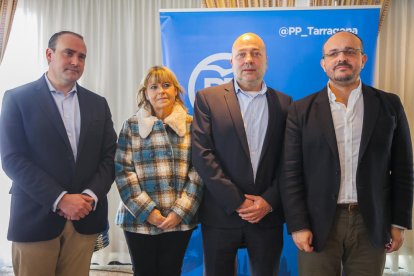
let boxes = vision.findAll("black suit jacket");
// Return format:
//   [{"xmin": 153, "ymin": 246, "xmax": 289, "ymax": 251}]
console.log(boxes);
[
  {"xmin": 192, "ymin": 81, "xmax": 292, "ymax": 228},
  {"xmin": 281, "ymin": 83, "xmax": 413, "ymax": 251},
  {"xmin": 0, "ymin": 76, "xmax": 117, "ymax": 242}
]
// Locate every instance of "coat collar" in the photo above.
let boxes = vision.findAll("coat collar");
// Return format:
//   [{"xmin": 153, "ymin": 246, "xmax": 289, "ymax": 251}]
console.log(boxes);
[
  {"xmin": 136, "ymin": 103, "xmax": 188, "ymax": 138},
  {"xmin": 314, "ymin": 87, "xmax": 340, "ymax": 166},
  {"xmin": 359, "ymin": 84, "xmax": 380, "ymax": 163},
  {"xmin": 223, "ymin": 80, "xmax": 278, "ymax": 165},
  {"xmin": 223, "ymin": 81, "xmax": 250, "ymax": 159},
  {"xmin": 314, "ymin": 83, "xmax": 380, "ymax": 166},
  {"xmin": 35, "ymin": 76, "xmax": 73, "ymax": 155},
  {"xmin": 36, "ymin": 75, "xmax": 94, "ymax": 163}
]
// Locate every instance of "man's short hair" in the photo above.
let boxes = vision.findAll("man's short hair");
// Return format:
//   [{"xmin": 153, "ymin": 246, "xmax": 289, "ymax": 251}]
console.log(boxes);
[{"xmin": 48, "ymin": 31, "xmax": 84, "ymax": 51}]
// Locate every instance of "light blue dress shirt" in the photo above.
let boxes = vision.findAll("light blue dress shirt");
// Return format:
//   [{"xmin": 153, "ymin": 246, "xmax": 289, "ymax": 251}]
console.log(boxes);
[
  {"xmin": 44, "ymin": 74, "xmax": 97, "ymax": 211},
  {"xmin": 234, "ymin": 80, "xmax": 269, "ymax": 182},
  {"xmin": 45, "ymin": 75, "xmax": 80, "ymax": 160}
]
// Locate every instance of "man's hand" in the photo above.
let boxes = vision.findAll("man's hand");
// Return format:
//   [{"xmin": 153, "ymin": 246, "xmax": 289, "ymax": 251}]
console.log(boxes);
[
  {"xmin": 292, "ymin": 229, "xmax": 314, "ymax": 253},
  {"xmin": 147, "ymin": 209, "xmax": 166, "ymax": 226},
  {"xmin": 57, "ymin": 194, "xmax": 94, "ymax": 220},
  {"xmin": 157, "ymin": 212, "xmax": 182, "ymax": 230},
  {"xmin": 236, "ymin": 198, "xmax": 254, "ymax": 212},
  {"xmin": 237, "ymin": 194, "xmax": 272, "ymax": 223},
  {"xmin": 386, "ymin": 227, "xmax": 405, "ymax": 253}
]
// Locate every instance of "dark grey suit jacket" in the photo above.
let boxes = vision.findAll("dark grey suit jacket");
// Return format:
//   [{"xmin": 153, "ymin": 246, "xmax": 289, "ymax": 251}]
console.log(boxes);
[
  {"xmin": 192, "ymin": 80, "xmax": 292, "ymax": 228},
  {"xmin": 281, "ymin": 83, "xmax": 413, "ymax": 251},
  {"xmin": 0, "ymin": 76, "xmax": 117, "ymax": 242}
]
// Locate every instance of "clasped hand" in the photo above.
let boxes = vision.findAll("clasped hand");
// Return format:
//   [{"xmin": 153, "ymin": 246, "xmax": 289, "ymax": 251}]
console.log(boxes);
[
  {"xmin": 57, "ymin": 194, "xmax": 95, "ymax": 220},
  {"xmin": 236, "ymin": 194, "xmax": 272, "ymax": 223},
  {"xmin": 147, "ymin": 209, "xmax": 182, "ymax": 230}
]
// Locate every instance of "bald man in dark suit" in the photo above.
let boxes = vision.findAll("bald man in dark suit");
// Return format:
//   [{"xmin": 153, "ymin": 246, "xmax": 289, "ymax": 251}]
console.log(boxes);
[{"xmin": 192, "ymin": 32, "xmax": 292, "ymax": 276}]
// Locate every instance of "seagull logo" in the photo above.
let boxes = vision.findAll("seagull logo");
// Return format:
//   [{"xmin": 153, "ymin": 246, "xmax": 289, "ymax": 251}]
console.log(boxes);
[{"xmin": 188, "ymin": 53, "xmax": 233, "ymax": 107}]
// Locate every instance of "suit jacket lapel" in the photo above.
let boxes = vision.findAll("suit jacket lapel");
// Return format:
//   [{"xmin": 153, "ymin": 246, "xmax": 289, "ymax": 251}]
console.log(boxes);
[
  {"xmin": 35, "ymin": 77, "xmax": 73, "ymax": 155},
  {"xmin": 358, "ymin": 85, "xmax": 380, "ymax": 163},
  {"xmin": 223, "ymin": 82, "xmax": 250, "ymax": 159},
  {"xmin": 315, "ymin": 88, "xmax": 340, "ymax": 163},
  {"xmin": 258, "ymin": 90, "xmax": 280, "ymax": 164},
  {"xmin": 76, "ymin": 86, "xmax": 92, "ymax": 161}
]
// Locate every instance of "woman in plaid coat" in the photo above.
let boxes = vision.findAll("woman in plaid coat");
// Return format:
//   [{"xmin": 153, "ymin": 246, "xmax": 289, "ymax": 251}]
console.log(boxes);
[{"xmin": 115, "ymin": 66, "xmax": 203, "ymax": 276}]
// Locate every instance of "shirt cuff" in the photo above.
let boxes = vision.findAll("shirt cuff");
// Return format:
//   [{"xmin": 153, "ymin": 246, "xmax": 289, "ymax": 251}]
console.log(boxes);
[
  {"xmin": 392, "ymin": 224, "xmax": 407, "ymax": 230},
  {"xmin": 53, "ymin": 191, "xmax": 67, "ymax": 212},
  {"xmin": 82, "ymin": 189, "xmax": 98, "ymax": 211}
]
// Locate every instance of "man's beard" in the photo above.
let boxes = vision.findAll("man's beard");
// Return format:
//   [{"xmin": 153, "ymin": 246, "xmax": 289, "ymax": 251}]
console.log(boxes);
[
  {"xmin": 333, "ymin": 61, "xmax": 355, "ymax": 83},
  {"xmin": 334, "ymin": 72, "xmax": 354, "ymax": 82}
]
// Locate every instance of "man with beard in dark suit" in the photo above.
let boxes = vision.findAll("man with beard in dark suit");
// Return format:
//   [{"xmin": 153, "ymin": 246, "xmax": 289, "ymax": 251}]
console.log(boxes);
[{"xmin": 282, "ymin": 31, "xmax": 413, "ymax": 276}]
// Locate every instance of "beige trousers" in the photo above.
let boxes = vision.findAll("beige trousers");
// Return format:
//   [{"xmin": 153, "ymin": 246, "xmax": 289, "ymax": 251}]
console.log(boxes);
[{"xmin": 12, "ymin": 221, "xmax": 98, "ymax": 276}]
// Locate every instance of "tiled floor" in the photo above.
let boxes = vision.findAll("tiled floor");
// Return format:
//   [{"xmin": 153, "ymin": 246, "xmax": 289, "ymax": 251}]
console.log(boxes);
[
  {"xmin": 1, "ymin": 266, "xmax": 413, "ymax": 275},
  {"xmin": 0, "ymin": 265, "xmax": 133, "ymax": 275},
  {"xmin": 89, "ymin": 265, "xmax": 133, "ymax": 275},
  {"xmin": 383, "ymin": 271, "xmax": 414, "ymax": 276}
]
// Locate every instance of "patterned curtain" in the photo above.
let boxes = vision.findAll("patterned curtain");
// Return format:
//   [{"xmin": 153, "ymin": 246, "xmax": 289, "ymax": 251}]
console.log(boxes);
[
  {"xmin": 311, "ymin": 0, "xmax": 391, "ymax": 33},
  {"xmin": 201, "ymin": 0, "xmax": 296, "ymax": 7},
  {"xmin": 0, "ymin": 0, "xmax": 18, "ymax": 64},
  {"xmin": 201, "ymin": 0, "xmax": 390, "ymax": 32}
]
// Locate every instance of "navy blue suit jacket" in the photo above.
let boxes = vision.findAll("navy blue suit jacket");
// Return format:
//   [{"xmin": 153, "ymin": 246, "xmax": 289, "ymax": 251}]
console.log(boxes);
[
  {"xmin": 281, "ymin": 84, "xmax": 413, "ymax": 251},
  {"xmin": 192, "ymin": 81, "xmax": 292, "ymax": 228},
  {"xmin": 0, "ymin": 76, "xmax": 117, "ymax": 242}
]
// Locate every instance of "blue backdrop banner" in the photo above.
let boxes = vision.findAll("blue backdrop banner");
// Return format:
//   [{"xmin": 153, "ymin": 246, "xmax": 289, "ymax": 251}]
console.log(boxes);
[{"xmin": 160, "ymin": 7, "xmax": 380, "ymax": 276}]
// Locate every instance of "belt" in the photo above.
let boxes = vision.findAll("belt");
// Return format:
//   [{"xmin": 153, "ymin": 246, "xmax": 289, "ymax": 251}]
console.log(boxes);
[{"xmin": 337, "ymin": 203, "xmax": 358, "ymax": 212}]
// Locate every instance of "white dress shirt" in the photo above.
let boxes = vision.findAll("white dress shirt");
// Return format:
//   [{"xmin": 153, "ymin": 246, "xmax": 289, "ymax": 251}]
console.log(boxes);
[{"xmin": 328, "ymin": 81, "xmax": 364, "ymax": 204}]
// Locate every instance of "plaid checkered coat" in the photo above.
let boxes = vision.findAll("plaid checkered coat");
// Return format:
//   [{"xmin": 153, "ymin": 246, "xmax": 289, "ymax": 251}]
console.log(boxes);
[{"xmin": 115, "ymin": 104, "xmax": 203, "ymax": 235}]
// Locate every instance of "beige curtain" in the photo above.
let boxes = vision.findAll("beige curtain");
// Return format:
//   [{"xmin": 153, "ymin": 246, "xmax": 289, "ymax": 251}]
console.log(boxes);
[
  {"xmin": 375, "ymin": 0, "xmax": 414, "ymax": 138},
  {"xmin": 0, "ymin": 0, "xmax": 18, "ymax": 64},
  {"xmin": 375, "ymin": 2, "xmax": 414, "ymax": 272}
]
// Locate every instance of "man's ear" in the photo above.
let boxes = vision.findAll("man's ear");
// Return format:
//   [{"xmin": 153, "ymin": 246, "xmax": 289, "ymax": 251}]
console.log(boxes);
[
  {"xmin": 46, "ymin": 48, "xmax": 53, "ymax": 64},
  {"xmin": 361, "ymin": 54, "xmax": 368, "ymax": 69},
  {"xmin": 320, "ymin": 58, "xmax": 326, "ymax": 72}
]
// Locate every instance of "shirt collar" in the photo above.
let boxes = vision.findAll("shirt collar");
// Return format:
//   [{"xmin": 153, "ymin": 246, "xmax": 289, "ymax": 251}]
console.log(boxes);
[
  {"xmin": 327, "ymin": 80, "xmax": 362, "ymax": 105},
  {"xmin": 234, "ymin": 79, "xmax": 268, "ymax": 97},
  {"xmin": 44, "ymin": 73, "xmax": 77, "ymax": 95}
]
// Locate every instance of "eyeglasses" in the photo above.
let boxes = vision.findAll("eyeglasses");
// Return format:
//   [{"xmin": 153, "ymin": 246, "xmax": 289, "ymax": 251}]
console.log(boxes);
[{"xmin": 322, "ymin": 48, "xmax": 364, "ymax": 59}]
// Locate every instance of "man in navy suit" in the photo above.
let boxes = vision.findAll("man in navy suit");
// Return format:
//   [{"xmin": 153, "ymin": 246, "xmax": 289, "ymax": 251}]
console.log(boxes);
[
  {"xmin": 281, "ymin": 31, "xmax": 413, "ymax": 275},
  {"xmin": 0, "ymin": 31, "xmax": 117, "ymax": 276},
  {"xmin": 192, "ymin": 32, "xmax": 292, "ymax": 276}
]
